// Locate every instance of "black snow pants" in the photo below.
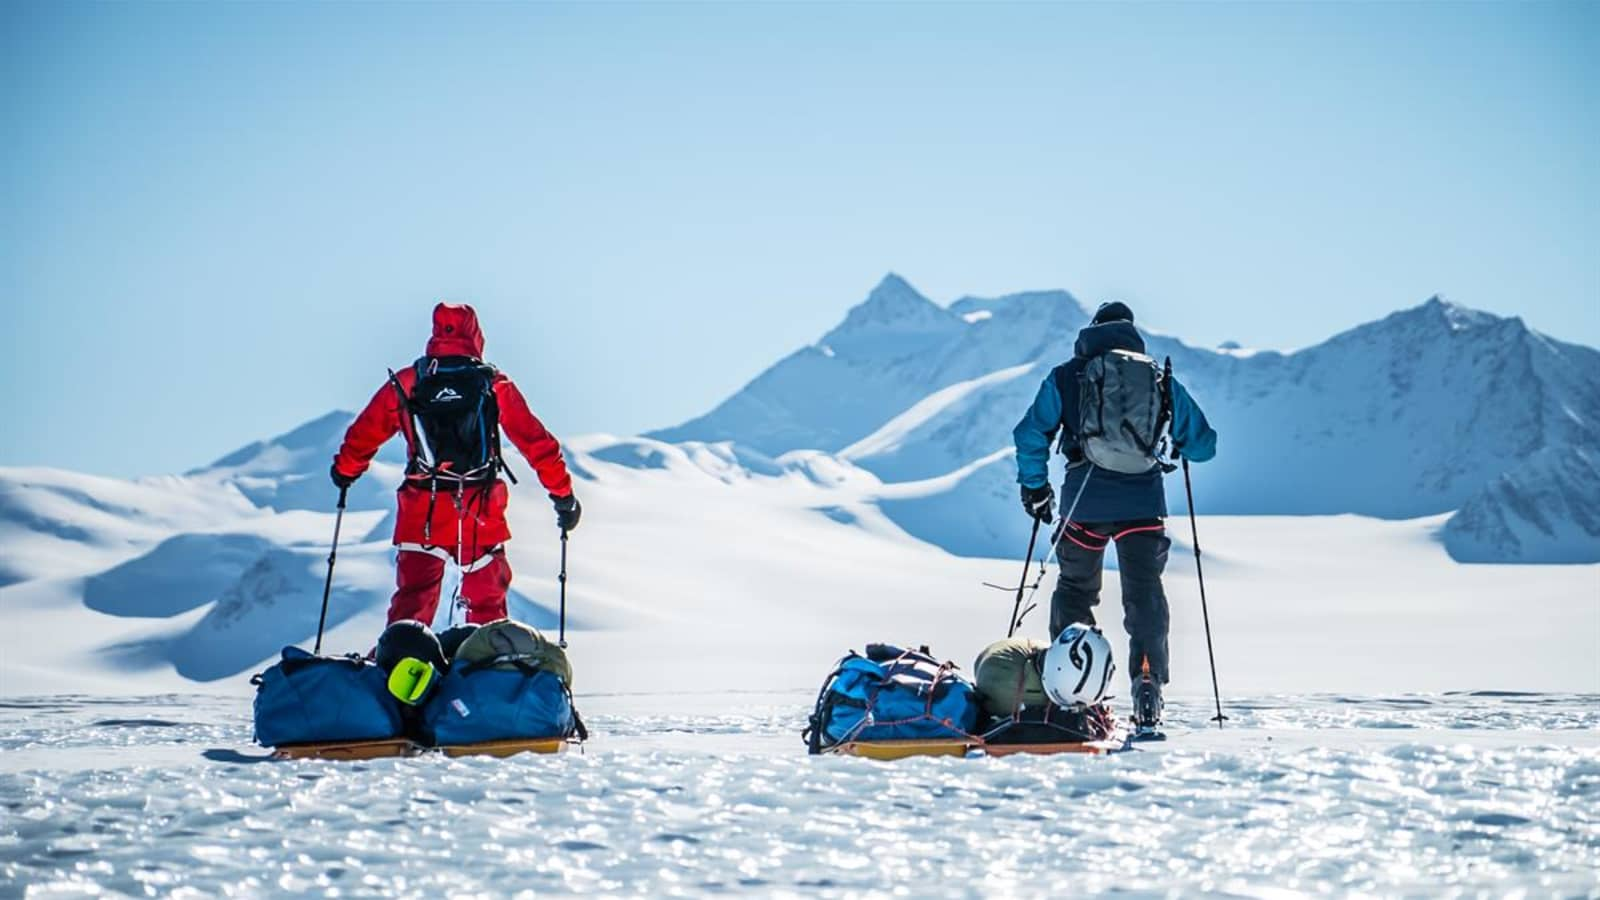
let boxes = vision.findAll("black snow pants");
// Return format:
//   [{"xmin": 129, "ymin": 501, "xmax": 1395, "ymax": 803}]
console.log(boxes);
[{"xmin": 1049, "ymin": 518, "xmax": 1172, "ymax": 686}]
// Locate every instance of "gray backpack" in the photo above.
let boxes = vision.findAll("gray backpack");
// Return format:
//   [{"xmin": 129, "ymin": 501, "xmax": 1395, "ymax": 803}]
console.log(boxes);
[{"xmin": 1075, "ymin": 349, "xmax": 1170, "ymax": 474}]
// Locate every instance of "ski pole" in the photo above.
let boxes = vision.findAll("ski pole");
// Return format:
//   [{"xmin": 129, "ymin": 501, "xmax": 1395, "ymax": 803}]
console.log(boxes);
[
  {"xmin": 1182, "ymin": 458, "xmax": 1227, "ymax": 728},
  {"xmin": 557, "ymin": 528, "xmax": 569, "ymax": 649},
  {"xmin": 313, "ymin": 486, "xmax": 348, "ymax": 656},
  {"xmin": 1008, "ymin": 465, "xmax": 1094, "ymax": 636},
  {"xmin": 1006, "ymin": 516, "xmax": 1043, "ymax": 638}
]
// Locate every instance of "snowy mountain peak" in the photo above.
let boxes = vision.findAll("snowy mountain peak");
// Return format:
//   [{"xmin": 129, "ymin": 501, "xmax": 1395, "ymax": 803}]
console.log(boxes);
[
  {"xmin": 871, "ymin": 271, "xmax": 919, "ymax": 299},
  {"xmin": 1417, "ymin": 294, "xmax": 1504, "ymax": 332},
  {"xmin": 859, "ymin": 272, "xmax": 935, "ymax": 315},
  {"xmin": 1329, "ymin": 295, "xmax": 1515, "ymax": 350},
  {"xmin": 201, "ymin": 410, "xmax": 356, "ymax": 472},
  {"xmin": 189, "ymin": 408, "xmax": 405, "ymax": 514},
  {"xmin": 948, "ymin": 289, "xmax": 1084, "ymax": 318},
  {"xmin": 822, "ymin": 274, "xmax": 959, "ymax": 348},
  {"xmin": 948, "ymin": 289, "xmax": 1089, "ymax": 339}
]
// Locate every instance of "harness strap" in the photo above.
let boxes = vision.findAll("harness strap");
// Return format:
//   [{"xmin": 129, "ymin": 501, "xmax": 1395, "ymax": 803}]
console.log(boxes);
[
  {"xmin": 423, "ymin": 478, "xmax": 438, "ymax": 543},
  {"xmin": 1060, "ymin": 522, "xmax": 1110, "ymax": 552},
  {"xmin": 397, "ymin": 543, "xmax": 503, "ymax": 573},
  {"xmin": 450, "ymin": 479, "xmax": 466, "ymax": 626}
]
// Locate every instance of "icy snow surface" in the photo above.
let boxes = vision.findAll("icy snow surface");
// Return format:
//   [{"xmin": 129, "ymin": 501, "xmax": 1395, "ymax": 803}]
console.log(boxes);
[{"xmin": 3, "ymin": 693, "xmax": 1598, "ymax": 897}]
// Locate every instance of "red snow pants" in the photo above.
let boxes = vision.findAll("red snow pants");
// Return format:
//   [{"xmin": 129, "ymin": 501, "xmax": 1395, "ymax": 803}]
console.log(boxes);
[
  {"xmin": 384, "ymin": 480, "xmax": 515, "ymax": 626},
  {"xmin": 388, "ymin": 547, "xmax": 513, "ymax": 626}
]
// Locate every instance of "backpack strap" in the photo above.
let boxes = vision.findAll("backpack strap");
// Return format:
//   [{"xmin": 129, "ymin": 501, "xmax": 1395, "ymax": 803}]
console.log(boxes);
[
  {"xmin": 468, "ymin": 361, "xmax": 511, "ymax": 481},
  {"xmin": 804, "ymin": 650, "xmax": 861, "ymax": 753},
  {"xmin": 470, "ymin": 363, "xmax": 516, "ymax": 483},
  {"xmin": 1159, "ymin": 357, "xmax": 1178, "ymax": 465},
  {"xmin": 1050, "ymin": 361, "xmax": 1084, "ymax": 461},
  {"xmin": 568, "ymin": 699, "xmax": 589, "ymax": 742},
  {"xmin": 386, "ymin": 368, "xmax": 421, "ymax": 470}
]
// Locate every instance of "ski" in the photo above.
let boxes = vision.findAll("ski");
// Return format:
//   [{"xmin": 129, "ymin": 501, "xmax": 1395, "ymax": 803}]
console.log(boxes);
[{"xmin": 1129, "ymin": 725, "xmax": 1168, "ymax": 743}]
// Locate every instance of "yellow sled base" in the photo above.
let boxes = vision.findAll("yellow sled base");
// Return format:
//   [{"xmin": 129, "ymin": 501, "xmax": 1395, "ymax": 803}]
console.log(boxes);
[
  {"xmin": 826, "ymin": 734, "xmax": 1128, "ymax": 760},
  {"xmin": 272, "ymin": 737, "xmax": 571, "ymax": 760},
  {"xmin": 437, "ymin": 737, "xmax": 568, "ymax": 758},
  {"xmin": 272, "ymin": 739, "xmax": 419, "ymax": 761}
]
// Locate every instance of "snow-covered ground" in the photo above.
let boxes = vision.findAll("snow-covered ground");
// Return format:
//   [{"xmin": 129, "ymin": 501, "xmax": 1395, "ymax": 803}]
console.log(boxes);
[
  {"xmin": 3, "ymin": 693, "xmax": 1598, "ymax": 896},
  {"xmin": 3, "ymin": 438, "xmax": 1597, "ymax": 895}
]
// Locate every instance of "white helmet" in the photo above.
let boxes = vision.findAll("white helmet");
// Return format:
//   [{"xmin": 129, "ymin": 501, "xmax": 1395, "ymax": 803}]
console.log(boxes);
[{"xmin": 1041, "ymin": 623, "xmax": 1116, "ymax": 707}]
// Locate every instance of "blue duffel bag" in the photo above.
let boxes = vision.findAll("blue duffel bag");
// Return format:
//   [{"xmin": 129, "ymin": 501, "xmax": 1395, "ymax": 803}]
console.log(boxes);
[
  {"xmin": 421, "ymin": 661, "xmax": 580, "ymax": 745},
  {"xmin": 252, "ymin": 646, "xmax": 404, "ymax": 747},
  {"xmin": 804, "ymin": 643, "xmax": 982, "ymax": 753}
]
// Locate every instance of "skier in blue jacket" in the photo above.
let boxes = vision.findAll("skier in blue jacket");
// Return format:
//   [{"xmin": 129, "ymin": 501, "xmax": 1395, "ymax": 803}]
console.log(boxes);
[{"xmin": 1013, "ymin": 301, "xmax": 1216, "ymax": 732}]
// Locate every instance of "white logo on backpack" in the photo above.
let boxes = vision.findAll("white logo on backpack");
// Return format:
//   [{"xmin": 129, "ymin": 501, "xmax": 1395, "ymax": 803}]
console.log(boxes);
[{"xmin": 433, "ymin": 387, "xmax": 463, "ymax": 403}]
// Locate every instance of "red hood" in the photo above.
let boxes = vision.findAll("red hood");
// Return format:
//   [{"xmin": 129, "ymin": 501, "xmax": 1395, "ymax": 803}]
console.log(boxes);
[{"xmin": 426, "ymin": 303, "xmax": 485, "ymax": 358}]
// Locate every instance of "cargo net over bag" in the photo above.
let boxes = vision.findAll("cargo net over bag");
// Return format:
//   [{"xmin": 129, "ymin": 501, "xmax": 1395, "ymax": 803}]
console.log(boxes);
[
  {"xmin": 804, "ymin": 644, "xmax": 982, "ymax": 754},
  {"xmin": 978, "ymin": 697, "xmax": 1120, "ymax": 746}
]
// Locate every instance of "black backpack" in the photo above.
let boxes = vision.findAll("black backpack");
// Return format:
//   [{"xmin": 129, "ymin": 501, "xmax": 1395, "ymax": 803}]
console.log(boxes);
[{"xmin": 389, "ymin": 356, "xmax": 508, "ymax": 484}]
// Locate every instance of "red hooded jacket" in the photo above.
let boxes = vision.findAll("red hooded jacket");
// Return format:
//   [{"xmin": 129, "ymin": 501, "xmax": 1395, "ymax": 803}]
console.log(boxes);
[{"xmin": 333, "ymin": 304, "xmax": 573, "ymax": 549}]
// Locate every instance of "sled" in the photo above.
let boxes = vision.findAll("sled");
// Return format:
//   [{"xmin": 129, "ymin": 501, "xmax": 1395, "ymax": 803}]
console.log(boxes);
[
  {"xmin": 437, "ymin": 738, "xmax": 569, "ymax": 758},
  {"xmin": 825, "ymin": 728, "xmax": 1130, "ymax": 760},
  {"xmin": 828, "ymin": 739, "xmax": 981, "ymax": 760},
  {"xmin": 272, "ymin": 738, "xmax": 419, "ymax": 761},
  {"xmin": 979, "ymin": 736, "xmax": 1129, "ymax": 756},
  {"xmin": 271, "ymin": 737, "xmax": 574, "ymax": 760}
]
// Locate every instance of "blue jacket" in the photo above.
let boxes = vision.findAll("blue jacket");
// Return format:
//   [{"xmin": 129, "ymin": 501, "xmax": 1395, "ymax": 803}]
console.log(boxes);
[{"xmin": 1013, "ymin": 321, "xmax": 1217, "ymax": 523}]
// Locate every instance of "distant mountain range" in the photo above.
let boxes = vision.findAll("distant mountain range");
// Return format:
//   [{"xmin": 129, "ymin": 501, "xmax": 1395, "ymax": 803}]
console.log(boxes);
[
  {"xmin": 653, "ymin": 274, "xmax": 1600, "ymax": 563},
  {"xmin": 3, "ymin": 272, "xmax": 1594, "ymax": 688}
]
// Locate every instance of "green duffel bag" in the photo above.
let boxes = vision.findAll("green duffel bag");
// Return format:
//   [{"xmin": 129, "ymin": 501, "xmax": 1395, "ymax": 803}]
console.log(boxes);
[
  {"xmin": 973, "ymin": 638, "xmax": 1050, "ymax": 717},
  {"xmin": 453, "ymin": 619, "xmax": 573, "ymax": 687}
]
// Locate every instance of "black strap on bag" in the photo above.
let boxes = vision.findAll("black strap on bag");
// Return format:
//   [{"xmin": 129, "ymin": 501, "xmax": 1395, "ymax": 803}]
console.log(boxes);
[
  {"xmin": 803, "ymin": 651, "xmax": 862, "ymax": 755},
  {"xmin": 252, "ymin": 652, "xmax": 371, "ymax": 685}
]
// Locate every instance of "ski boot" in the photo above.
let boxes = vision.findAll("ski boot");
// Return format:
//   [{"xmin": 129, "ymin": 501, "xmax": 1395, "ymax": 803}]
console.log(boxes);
[{"xmin": 1130, "ymin": 656, "xmax": 1166, "ymax": 742}]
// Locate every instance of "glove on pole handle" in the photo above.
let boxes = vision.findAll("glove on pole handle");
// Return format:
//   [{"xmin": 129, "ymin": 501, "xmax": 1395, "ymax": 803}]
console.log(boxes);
[
  {"xmin": 313, "ymin": 486, "xmax": 348, "ymax": 656},
  {"xmin": 557, "ymin": 528, "xmax": 569, "ymax": 649},
  {"xmin": 1183, "ymin": 458, "xmax": 1227, "ymax": 728},
  {"xmin": 1007, "ymin": 515, "xmax": 1043, "ymax": 638}
]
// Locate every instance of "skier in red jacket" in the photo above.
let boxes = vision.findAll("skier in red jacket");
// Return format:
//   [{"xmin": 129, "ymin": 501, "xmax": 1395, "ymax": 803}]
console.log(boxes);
[{"xmin": 331, "ymin": 303, "xmax": 581, "ymax": 626}]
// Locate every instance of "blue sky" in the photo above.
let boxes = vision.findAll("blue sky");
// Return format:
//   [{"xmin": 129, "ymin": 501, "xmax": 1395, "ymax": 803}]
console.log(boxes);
[{"xmin": 4, "ymin": 1, "xmax": 1595, "ymax": 477}]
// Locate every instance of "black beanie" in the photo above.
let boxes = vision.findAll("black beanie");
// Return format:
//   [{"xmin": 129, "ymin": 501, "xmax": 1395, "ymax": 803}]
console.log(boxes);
[{"xmin": 1092, "ymin": 301, "xmax": 1135, "ymax": 325}]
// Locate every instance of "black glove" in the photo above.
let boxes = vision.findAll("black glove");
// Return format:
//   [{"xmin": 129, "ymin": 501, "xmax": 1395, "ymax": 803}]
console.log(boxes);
[
  {"xmin": 1021, "ymin": 484, "xmax": 1054, "ymax": 524},
  {"xmin": 330, "ymin": 464, "xmax": 357, "ymax": 490},
  {"xmin": 552, "ymin": 493, "xmax": 582, "ymax": 532}
]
